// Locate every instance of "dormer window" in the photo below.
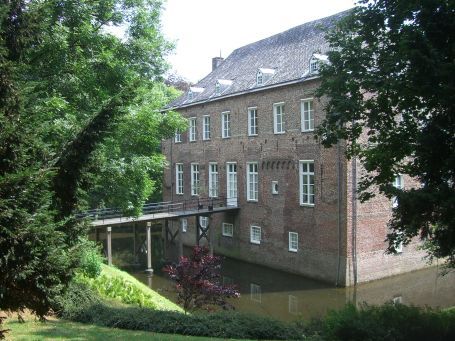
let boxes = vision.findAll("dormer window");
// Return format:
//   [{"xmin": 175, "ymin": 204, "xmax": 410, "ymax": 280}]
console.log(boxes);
[
  {"xmin": 214, "ymin": 79, "xmax": 233, "ymax": 96},
  {"xmin": 310, "ymin": 57, "xmax": 319, "ymax": 74},
  {"xmin": 256, "ymin": 68, "xmax": 275, "ymax": 86},
  {"xmin": 308, "ymin": 53, "xmax": 328, "ymax": 75},
  {"xmin": 187, "ymin": 86, "xmax": 204, "ymax": 101},
  {"xmin": 256, "ymin": 70, "xmax": 263, "ymax": 85}
]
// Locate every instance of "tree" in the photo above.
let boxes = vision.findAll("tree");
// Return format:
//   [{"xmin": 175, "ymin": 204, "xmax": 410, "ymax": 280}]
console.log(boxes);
[
  {"xmin": 317, "ymin": 1, "xmax": 455, "ymax": 266},
  {"xmin": 0, "ymin": 0, "xmax": 182, "ymax": 334},
  {"xmin": 164, "ymin": 247, "xmax": 240, "ymax": 313}
]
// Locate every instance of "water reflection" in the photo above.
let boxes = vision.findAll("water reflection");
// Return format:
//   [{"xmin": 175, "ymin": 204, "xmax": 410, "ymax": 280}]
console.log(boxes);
[{"xmin": 90, "ymin": 226, "xmax": 455, "ymax": 322}]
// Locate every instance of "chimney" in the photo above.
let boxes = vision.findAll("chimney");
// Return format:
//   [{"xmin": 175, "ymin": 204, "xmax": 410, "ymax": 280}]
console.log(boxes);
[{"xmin": 212, "ymin": 57, "xmax": 224, "ymax": 71}]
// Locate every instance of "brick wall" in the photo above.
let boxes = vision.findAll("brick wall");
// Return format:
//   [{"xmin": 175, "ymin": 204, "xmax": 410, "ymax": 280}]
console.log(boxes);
[{"xmin": 162, "ymin": 80, "xmax": 428, "ymax": 286}]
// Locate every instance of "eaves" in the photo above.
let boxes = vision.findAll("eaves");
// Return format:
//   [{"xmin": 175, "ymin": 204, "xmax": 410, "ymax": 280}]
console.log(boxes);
[{"xmin": 164, "ymin": 75, "xmax": 320, "ymax": 112}]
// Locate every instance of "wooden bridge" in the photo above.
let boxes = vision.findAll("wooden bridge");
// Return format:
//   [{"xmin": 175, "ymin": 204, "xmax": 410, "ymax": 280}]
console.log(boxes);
[{"xmin": 79, "ymin": 197, "xmax": 239, "ymax": 273}]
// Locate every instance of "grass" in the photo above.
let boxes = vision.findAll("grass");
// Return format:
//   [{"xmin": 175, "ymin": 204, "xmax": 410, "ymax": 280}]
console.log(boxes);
[
  {"xmin": 4, "ymin": 314, "xmax": 220, "ymax": 340},
  {"xmin": 98, "ymin": 264, "xmax": 183, "ymax": 312}
]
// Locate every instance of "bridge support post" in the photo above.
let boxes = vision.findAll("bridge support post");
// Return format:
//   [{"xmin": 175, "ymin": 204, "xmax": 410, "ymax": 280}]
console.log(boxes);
[
  {"xmin": 133, "ymin": 223, "xmax": 138, "ymax": 264},
  {"xmin": 195, "ymin": 215, "xmax": 200, "ymax": 246},
  {"xmin": 107, "ymin": 226, "xmax": 112, "ymax": 266},
  {"xmin": 145, "ymin": 222, "xmax": 153, "ymax": 274},
  {"xmin": 209, "ymin": 215, "xmax": 214, "ymax": 256},
  {"xmin": 178, "ymin": 219, "xmax": 183, "ymax": 258},
  {"xmin": 163, "ymin": 219, "xmax": 169, "ymax": 260}
]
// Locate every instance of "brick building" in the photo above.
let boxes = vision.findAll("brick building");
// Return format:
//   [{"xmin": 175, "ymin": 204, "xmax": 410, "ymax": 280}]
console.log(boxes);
[{"xmin": 162, "ymin": 11, "xmax": 427, "ymax": 286}]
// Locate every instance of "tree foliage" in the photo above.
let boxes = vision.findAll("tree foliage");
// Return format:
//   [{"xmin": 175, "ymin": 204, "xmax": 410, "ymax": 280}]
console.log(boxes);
[
  {"xmin": 0, "ymin": 0, "xmax": 184, "ymax": 332},
  {"xmin": 164, "ymin": 247, "xmax": 240, "ymax": 313},
  {"xmin": 317, "ymin": 1, "xmax": 454, "ymax": 266}
]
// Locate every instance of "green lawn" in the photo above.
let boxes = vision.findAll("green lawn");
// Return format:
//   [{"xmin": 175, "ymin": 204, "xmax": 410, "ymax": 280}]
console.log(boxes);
[{"xmin": 4, "ymin": 316, "xmax": 221, "ymax": 340}]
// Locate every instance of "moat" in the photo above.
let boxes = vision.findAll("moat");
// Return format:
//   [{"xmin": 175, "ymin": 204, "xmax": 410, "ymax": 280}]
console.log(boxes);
[{"xmin": 90, "ymin": 226, "xmax": 455, "ymax": 322}]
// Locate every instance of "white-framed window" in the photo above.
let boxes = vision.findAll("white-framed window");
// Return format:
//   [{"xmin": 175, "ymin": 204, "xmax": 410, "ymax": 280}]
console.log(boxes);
[
  {"xmin": 272, "ymin": 181, "xmax": 279, "ymax": 194},
  {"xmin": 392, "ymin": 174, "xmax": 404, "ymax": 208},
  {"xmin": 247, "ymin": 162, "xmax": 259, "ymax": 201},
  {"xmin": 392, "ymin": 296, "xmax": 403, "ymax": 305},
  {"xmin": 191, "ymin": 163, "xmax": 200, "ymax": 196},
  {"xmin": 248, "ymin": 107, "xmax": 258, "ymax": 136},
  {"xmin": 187, "ymin": 90, "xmax": 193, "ymax": 101},
  {"xmin": 189, "ymin": 117, "xmax": 197, "ymax": 142},
  {"xmin": 301, "ymin": 98, "xmax": 314, "ymax": 132},
  {"xmin": 174, "ymin": 130, "xmax": 182, "ymax": 143},
  {"xmin": 175, "ymin": 163, "xmax": 183, "ymax": 195},
  {"xmin": 299, "ymin": 160, "xmax": 315, "ymax": 206},
  {"xmin": 215, "ymin": 82, "xmax": 221, "ymax": 95},
  {"xmin": 181, "ymin": 218, "xmax": 187, "ymax": 233},
  {"xmin": 222, "ymin": 222, "xmax": 233, "ymax": 237},
  {"xmin": 208, "ymin": 162, "xmax": 218, "ymax": 198},
  {"xmin": 289, "ymin": 232, "xmax": 298, "ymax": 252},
  {"xmin": 310, "ymin": 57, "xmax": 319, "ymax": 74},
  {"xmin": 273, "ymin": 102, "xmax": 285, "ymax": 134},
  {"xmin": 250, "ymin": 225, "xmax": 261, "ymax": 244},
  {"xmin": 256, "ymin": 70, "xmax": 263, "ymax": 86},
  {"xmin": 222, "ymin": 111, "xmax": 231, "ymax": 138},
  {"xmin": 288, "ymin": 295, "xmax": 298, "ymax": 314},
  {"xmin": 250, "ymin": 283, "xmax": 262, "ymax": 302},
  {"xmin": 203, "ymin": 115, "xmax": 211, "ymax": 140}
]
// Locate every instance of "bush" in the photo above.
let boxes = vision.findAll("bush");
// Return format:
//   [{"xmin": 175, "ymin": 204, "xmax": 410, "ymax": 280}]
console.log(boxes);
[
  {"xmin": 62, "ymin": 301, "xmax": 306, "ymax": 340},
  {"xmin": 54, "ymin": 280, "xmax": 101, "ymax": 319},
  {"xmin": 320, "ymin": 303, "xmax": 455, "ymax": 341},
  {"xmin": 79, "ymin": 241, "xmax": 104, "ymax": 278},
  {"xmin": 76, "ymin": 273, "xmax": 156, "ymax": 309}
]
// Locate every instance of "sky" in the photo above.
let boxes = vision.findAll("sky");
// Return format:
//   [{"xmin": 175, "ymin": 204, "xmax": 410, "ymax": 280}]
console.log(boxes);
[{"xmin": 161, "ymin": 0, "xmax": 356, "ymax": 83}]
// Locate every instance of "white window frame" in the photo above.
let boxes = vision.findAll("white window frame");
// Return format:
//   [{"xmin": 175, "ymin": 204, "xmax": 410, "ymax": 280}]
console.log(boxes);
[
  {"xmin": 299, "ymin": 160, "xmax": 315, "ymax": 206},
  {"xmin": 256, "ymin": 70, "xmax": 263, "ymax": 86},
  {"xmin": 272, "ymin": 181, "xmax": 279, "ymax": 195},
  {"xmin": 208, "ymin": 162, "xmax": 218, "ymax": 198},
  {"xmin": 301, "ymin": 98, "xmax": 314, "ymax": 132},
  {"xmin": 248, "ymin": 107, "xmax": 258, "ymax": 136},
  {"xmin": 246, "ymin": 162, "xmax": 258, "ymax": 202},
  {"xmin": 189, "ymin": 117, "xmax": 197, "ymax": 142},
  {"xmin": 174, "ymin": 130, "xmax": 182, "ymax": 143},
  {"xmin": 181, "ymin": 218, "xmax": 187, "ymax": 232},
  {"xmin": 215, "ymin": 82, "xmax": 221, "ymax": 95},
  {"xmin": 310, "ymin": 58, "xmax": 319, "ymax": 74},
  {"xmin": 175, "ymin": 163, "xmax": 183, "ymax": 195},
  {"xmin": 250, "ymin": 225, "xmax": 261, "ymax": 244},
  {"xmin": 222, "ymin": 222, "xmax": 233, "ymax": 237},
  {"xmin": 289, "ymin": 232, "xmax": 298, "ymax": 252},
  {"xmin": 191, "ymin": 163, "xmax": 200, "ymax": 196},
  {"xmin": 392, "ymin": 174, "xmax": 404, "ymax": 208},
  {"xmin": 273, "ymin": 102, "xmax": 285, "ymax": 134},
  {"xmin": 222, "ymin": 111, "xmax": 231, "ymax": 138},
  {"xmin": 203, "ymin": 115, "xmax": 211, "ymax": 140}
]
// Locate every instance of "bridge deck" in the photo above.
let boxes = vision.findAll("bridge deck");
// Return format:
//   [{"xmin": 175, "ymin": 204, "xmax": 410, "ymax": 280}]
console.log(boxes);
[{"xmin": 91, "ymin": 205, "xmax": 239, "ymax": 227}]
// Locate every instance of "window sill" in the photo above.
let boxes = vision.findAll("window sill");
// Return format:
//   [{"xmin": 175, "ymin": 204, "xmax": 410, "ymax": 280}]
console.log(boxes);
[
  {"xmin": 301, "ymin": 129, "xmax": 314, "ymax": 133},
  {"xmin": 248, "ymin": 134, "xmax": 258, "ymax": 137},
  {"xmin": 222, "ymin": 234, "xmax": 233, "ymax": 238},
  {"xmin": 288, "ymin": 249, "xmax": 298, "ymax": 253},
  {"xmin": 274, "ymin": 131, "xmax": 285, "ymax": 135},
  {"xmin": 300, "ymin": 203, "xmax": 315, "ymax": 207},
  {"xmin": 250, "ymin": 240, "xmax": 261, "ymax": 245},
  {"xmin": 222, "ymin": 136, "xmax": 231, "ymax": 139},
  {"xmin": 202, "ymin": 138, "xmax": 211, "ymax": 141},
  {"xmin": 247, "ymin": 199, "xmax": 258, "ymax": 203}
]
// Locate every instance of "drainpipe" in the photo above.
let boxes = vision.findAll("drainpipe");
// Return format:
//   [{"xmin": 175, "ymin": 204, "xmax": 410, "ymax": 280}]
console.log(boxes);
[
  {"xmin": 170, "ymin": 138, "xmax": 174, "ymax": 202},
  {"xmin": 335, "ymin": 140, "xmax": 342, "ymax": 287},
  {"xmin": 351, "ymin": 156, "xmax": 358, "ymax": 286}
]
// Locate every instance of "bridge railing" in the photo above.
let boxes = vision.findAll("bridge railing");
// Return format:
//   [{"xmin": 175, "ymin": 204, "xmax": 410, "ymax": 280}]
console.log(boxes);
[{"xmin": 77, "ymin": 196, "xmax": 237, "ymax": 222}]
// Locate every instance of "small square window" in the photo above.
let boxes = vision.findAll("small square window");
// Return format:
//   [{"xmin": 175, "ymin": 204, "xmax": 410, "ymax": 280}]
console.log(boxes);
[
  {"xmin": 392, "ymin": 296, "xmax": 402, "ymax": 304},
  {"xmin": 250, "ymin": 226, "xmax": 261, "ymax": 244},
  {"xmin": 222, "ymin": 223, "xmax": 233, "ymax": 237},
  {"xmin": 272, "ymin": 181, "xmax": 279, "ymax": 194}
]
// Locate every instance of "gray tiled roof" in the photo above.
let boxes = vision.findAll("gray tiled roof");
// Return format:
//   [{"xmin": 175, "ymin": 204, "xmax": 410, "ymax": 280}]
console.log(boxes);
[{"xmin": 167, "ymin": 10, "xmax": 351, "ymax": 109}]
